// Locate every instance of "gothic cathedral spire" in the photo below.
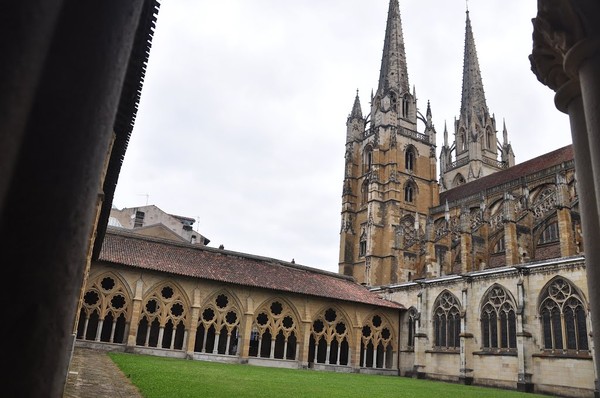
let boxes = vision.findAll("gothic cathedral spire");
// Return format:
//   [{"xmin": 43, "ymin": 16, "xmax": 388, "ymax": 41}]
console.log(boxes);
[
  {"xmin": 377, "ymin": 0, "xmax": 410, "ymax": 97},
  {"xmin": 339, "ymin": 0, "xmax": 439, "ymax": 287},
  {"xmin": 439, "ymin": 10, "xmax": 515, "ymax": 191}
]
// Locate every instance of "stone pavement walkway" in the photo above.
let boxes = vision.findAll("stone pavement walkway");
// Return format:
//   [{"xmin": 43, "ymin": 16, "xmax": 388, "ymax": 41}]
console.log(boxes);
[{"xmin": 63, "ymin": 346, "xmax": 143, "ymax": 398}]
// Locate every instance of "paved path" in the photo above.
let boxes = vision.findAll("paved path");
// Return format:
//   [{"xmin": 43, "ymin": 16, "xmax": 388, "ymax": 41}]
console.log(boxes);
[{"xmin": 63, "ymin": 346, "xmax": 143, "ymax": 398}]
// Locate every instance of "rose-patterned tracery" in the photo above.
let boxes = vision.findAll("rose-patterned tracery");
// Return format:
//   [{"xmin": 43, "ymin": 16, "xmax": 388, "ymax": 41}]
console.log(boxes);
[
  {"xmin": 249, "ymin": 300, "xmax": 298, "ymax": 360},
  {"xmin": 76, "ymin": 274, "xmax": 129, "ymax": 344},
  {"xmin": 309, "ymin": 308, "xmax": 350, "ymax": 366},
  {"xmin": 359, "ymin": 314, "xmax": 395, "ymax": 369},
  {"xmin": 194, "ymin": 293, "xmax": 240, "ymax": 356}
]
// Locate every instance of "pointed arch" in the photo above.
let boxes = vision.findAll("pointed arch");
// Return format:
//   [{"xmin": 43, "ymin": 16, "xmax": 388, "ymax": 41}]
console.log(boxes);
[
  {"xmin": 195, "ymin": 289, "xmax": 243, "ymax": 356},
  {"xmin": 432, "ymin": 290, "xmax": 461, "ymax": 350},
  {"xmin": 363, "ymin": 144, "xmax": 374, "ymax": 173},
  {"xmin": 76, "ymin": 271, "xmax": 132, "ymax": 344},
  {"xmin": 479, "ymin": 284, "xmax": 517, "ymax": 351},
  {"xmin": 249, "ymin": 297, "xmax": 301, "ymax": 360},
  {"xmin": 404, "ymin": 144, "xmax": 417, "ymax": 172},
  {"xmin": 405, "ymin": 307, "xmax": 418, "ymax": 350},
  {"xmin": 308, "ymin": 305, "xmax": 353, "ymax": 366},
  {"xmin": 538, "ymin": 276, "xmax": 589, "ymax": 353},
  {"xmin": 359, "ymin": 311, "xmax": 396, "ymax": 369},
  {"xmin": 135, "ymin": 280, "xmax": 190, "ymax": 350},
  {"xmin": 452, "ymin": 173, "xmax": 466, "ymax": 188},
  {"xmin": 404, "ymin": 179, "xmax": 418, "ymax": 203}
]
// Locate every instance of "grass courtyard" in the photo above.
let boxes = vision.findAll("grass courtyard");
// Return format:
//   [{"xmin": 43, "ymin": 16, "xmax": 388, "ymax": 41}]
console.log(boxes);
[{"xmin": 109, "ymin": 352, "xmax": 551, "ymax": 398}]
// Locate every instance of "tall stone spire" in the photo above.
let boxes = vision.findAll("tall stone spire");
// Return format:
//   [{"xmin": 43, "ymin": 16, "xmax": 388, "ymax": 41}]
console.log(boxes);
[
  {"xmin": 377, "ymin": 0, "xmax": 409, "ymax": 96},
  {"xmin": 460, "ymin": 10, "xmax": 488, "ymax": 124},
  {"xmin": 349, "ymin": 89, "xmax": 363, "ymax": 120}
]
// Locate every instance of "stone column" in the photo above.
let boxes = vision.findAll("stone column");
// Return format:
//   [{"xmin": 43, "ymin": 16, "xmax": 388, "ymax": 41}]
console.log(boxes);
[
  {"xmin": 459, "ymin": 285, "xmax": 474, "ymax": 385},
  {"xmin": 530, "ymin": 2, "xmax": 600, "ymax": 394},
  {"xmin": 127, "ymin": 279, "xmax": 145, "ymax": 348},
  {"xmin": 413, "ymin": 287, "xmax": 427, "ymax": 378},
  {"xmin": 503, "ymin": 193, "xmax": 519, "ymax": 266},
  {"xmin": 239, "ymin": 313, "xmax": 254, "ymax": 360},
  {"xmin": 515, "ymin": 273, "xmax": 533, "ymax": 392},
  {"xmin": 459, "ymin": 207, "xmax": 472, "ymax": 273}
]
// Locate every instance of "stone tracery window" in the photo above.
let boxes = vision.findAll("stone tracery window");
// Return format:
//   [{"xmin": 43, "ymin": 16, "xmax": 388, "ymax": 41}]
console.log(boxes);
[
  {"xmin": 135, "ymin": 284, "xmax": 187, "ymax": 350},
  {"xmin": 194, "ymin": 293, "xmax": 240, "ymax": 356},
  {"xmin": 538, "ymin": 221, "xmax": 559, "ymax": 245},
  {"xmin": 539, "ymin": 277, "xmax": 589, "ymax": 353},
  {"xmin": 76, "ymin": 274, "xmax": 129, "ymax": 344},
  {"xmin": 248, "ymin": 300, "xmax": 298, "ymax": 360},
  {"xmin": 480, "ymin": 285, "xmax": 516, "ymax": 351},
  {"xmin": 432, "ymin": 291, "xmax": 461, "ymax": 350},
  {"xmin": 404, "ymin": 181, "xmax": 416, "ymax": 203},
  {"xmin": 359, "ymin": 314, "xmax": 395, "ymax": 369},
  {"xmin": 308, "ymin": 308, "xmax": 350, "ymax": 366}
]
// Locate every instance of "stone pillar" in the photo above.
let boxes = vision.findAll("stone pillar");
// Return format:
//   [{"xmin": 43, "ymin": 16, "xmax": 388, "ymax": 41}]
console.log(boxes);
[
  {"xmin": 459, "ymin": 207, "xmax": 472, "ymax": 273},
  {"xmin": 516, "ymin": 274, "xmax": 533, "ymax": 392},
  {"xmin": 186, "ymin": 305, "xmax": 201, "ymax": 356},
  {"xmin": 127, "ymin": 279, "xmax": 145, "ymax": 348},
  {"xmin": 413, "ymin": 287, "xmax": 427, "ymax": 378},
  {"xmin": 239, "ymin": 313, "xmax": 254, "ymax": 360},
  {"xmin": 459, "ymin": 285, "xmax": 474, "ymax": 385},
  {"xmin": 555, "ymin": 174, "xmax": 576, "ymax": 257},
  {"xmin": 503, "ymin": 193, "xmax": 519, "ymax": 266},
  {"xmin": 300, "ymin": 320, "xmax": 312, "ymax": 367},
  {"xmin": 530, "ymin": 2, "xmax": 600, "ymax": 394}
]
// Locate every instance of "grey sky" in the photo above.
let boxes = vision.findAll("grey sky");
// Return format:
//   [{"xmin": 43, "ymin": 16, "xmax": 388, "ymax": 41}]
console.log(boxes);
[{"xmin": 113, "ymin": 0, "xmax": 572, "ymax": 273}]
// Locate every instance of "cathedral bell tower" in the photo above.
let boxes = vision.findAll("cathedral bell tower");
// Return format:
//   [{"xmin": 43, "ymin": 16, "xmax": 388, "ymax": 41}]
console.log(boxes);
[
  {"xmin": 339, "ymin": 0, "xmax": 439, "ymax": 286},
  {"xmin": 439, "ymin": 10, "xmax": 515, "ymax": 191}
]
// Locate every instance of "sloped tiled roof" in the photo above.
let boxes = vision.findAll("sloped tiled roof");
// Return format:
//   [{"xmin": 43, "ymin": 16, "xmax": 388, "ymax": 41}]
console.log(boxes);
[
  {"xmin": 99, "ymin": 228, "xmax": 402, "ymax": 309},
  {"xmin": 441, "ymin": 144, "xmax": 574, "ymax": 203}
]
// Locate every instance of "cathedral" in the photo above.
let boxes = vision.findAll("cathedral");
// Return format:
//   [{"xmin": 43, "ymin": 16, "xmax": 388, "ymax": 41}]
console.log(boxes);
[{"xmin": 68, "ymin": 1, "xmax": 596, "ymax": 397}]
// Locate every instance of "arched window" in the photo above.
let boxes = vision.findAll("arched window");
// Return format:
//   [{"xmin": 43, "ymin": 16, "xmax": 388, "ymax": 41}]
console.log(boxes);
[
  {"xmin": 453, "ymin": 173, "xmax": 466, "ymax": 188},
  {"xmin": 539, "ymin": 278, "xmax": 589, "ymax": 352},
  {"xmin": 480, "ymin": 285, "xmax": 516, "ymax": 351},
  {"xmin": 405, "ymin": 146, "xmax": 415, "ymax": 171},
  {"xmin": 360, "ymin": 314, "xmax": 395, "ymax": 369},
  {"xmin": 486, "ymin": 127, "xmax": 494, "ymax": 149},
  {"xmin": 76, "ymin": 274, "xmax": 129, "ymax": 344},
  {"xmin": 404, "ymin": 182, "xmax": 416, "ymax": 203},
  {"xmin": 135, "ymin": 284, "xmax": 188, "ymax": 350},
  {"xmin": 402, "ymin": 94, "xmax": 410, "ymax": 117},
  {"xmin": 359, "ymin": 230, "xmax": 367, "ymax": 257},
  {"xmin": 432, "ymin": 291, "xmax": 461, "ymax": 350},
  {"xmin": 407, "ymin": 307, "xmax": 417, "ymax": 349},
  {"xmin": 308, "ymin": 308, "xmax": 350, "ymax": 366},
  {"xmin": 249, "ymin": 300, "xmax": 298, "ymax": 360},
  {"xmin": 194, "ymin": 293, "xmax": 240, "ymax": 356},
  {"xmin": 493, "ymin": 236, "xmax": 505, "ymax": 253},
  {"xmin": 361, "ymin": 180, "xmax": 369, "ymax": 204},
  {"xmin": 459, "ymin": 129, "xmax": 466, "ymax": 151},
  {"xmin": 539, "ymin": 222, "xmax": 559, "ymax": 245},
  {"xmin": 364, "ymin": 146, "xmax": 373, "ymax": 172}
]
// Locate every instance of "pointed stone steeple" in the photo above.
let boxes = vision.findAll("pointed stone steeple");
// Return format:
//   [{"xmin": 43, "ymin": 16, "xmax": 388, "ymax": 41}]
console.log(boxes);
[
  {"xmin": 439, "ymin": 9, "xmax": 514, "ymax": 192},
  {"xmin": 460, "ymin": 10, "xmax": 488, "ymax": 124},
  {"xmin": 349, "ymin": 89, "xmax": 363, "ymax": 120},
  {"xmin": 377, "ymin": 0, "xmax": 409, "ymax": 96}
]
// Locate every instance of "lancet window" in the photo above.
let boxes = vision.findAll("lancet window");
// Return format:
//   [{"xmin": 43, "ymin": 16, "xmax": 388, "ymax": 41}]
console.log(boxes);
[
  {"xmin": 194, "ymin": 293, "xmax": 240, "ymax": 356},
  {"xmin": 308, "ymin": 308, "xmax": 350, "ymax": 366},
  {"xmin": 76, "ymin": 274, "xmax": 129, "ymax": 344},
  {"xmin": 248, "ymin": 300, "xmax": 298, "ymax": 360},
  {"xmin": 135, "ymin": 284, "xmax": 188, "ymax": 350}
]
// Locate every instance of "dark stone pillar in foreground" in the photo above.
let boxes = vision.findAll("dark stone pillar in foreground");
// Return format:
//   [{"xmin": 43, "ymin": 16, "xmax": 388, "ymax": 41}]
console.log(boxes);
[{"xmin": 0, "ymin": 1, "xmax": 145, "ymax": 396}]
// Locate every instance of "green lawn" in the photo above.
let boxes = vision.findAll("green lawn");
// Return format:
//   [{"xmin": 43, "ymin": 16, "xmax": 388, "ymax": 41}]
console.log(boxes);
[{"xmin": 109, "ymin": 352, "xmax": 550, "ymax": 398}]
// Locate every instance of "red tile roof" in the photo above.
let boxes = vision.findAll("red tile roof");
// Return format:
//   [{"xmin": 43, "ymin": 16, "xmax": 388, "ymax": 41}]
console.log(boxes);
[
  {"xmin": 99, "ymin": 228, "xmax": 402, "ymax": 309},
  {"xmin": 441, "ymin": 144, "xmax": 574, "ymax": 203}
]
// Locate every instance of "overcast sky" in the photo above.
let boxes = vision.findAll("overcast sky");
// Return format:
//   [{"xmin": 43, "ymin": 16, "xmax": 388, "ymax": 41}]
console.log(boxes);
[{"xmin": 113, "ymin": 0, "xmax": 572, "ymax": 273}]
